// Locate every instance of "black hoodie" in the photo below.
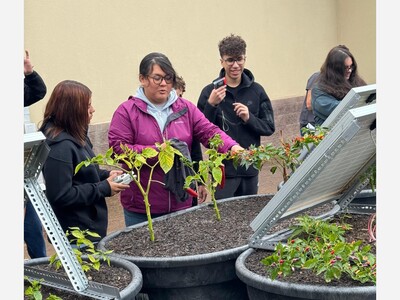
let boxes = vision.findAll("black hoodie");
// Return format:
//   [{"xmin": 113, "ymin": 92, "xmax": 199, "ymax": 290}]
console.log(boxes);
[
  {"xmin": 197, "ymin": 68, "xmax": 275, "ymax": 177},
  {"xmin": 41, "ymin": 122, "xmax": 111, "ymax": 241}
]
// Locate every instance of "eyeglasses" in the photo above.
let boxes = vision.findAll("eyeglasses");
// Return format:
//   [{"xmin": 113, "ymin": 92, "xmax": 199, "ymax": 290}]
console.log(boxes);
[
  {"xmin": 345, "ymin": 65, "xmax": 354, "ymax": 71},
  {"xmin": 223, "ymin": 56, "xmax": 246, "ymax": 66},
  {"xmin": 147, "ymin": 74, "xmax": 174, "ymax": 85}
]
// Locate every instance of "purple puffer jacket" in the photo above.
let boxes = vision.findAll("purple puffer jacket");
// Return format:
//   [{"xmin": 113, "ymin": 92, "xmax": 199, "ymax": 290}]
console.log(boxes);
[{"xmin": 108, "ymin": 96, "xmax": 239, "ymax": 214}]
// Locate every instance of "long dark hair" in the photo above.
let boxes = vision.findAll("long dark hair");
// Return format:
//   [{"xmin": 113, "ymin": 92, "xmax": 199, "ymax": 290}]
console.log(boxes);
[
  {"xmin": 317, "ymin": 45, "xmax": 366, "ymax": 100},
  {"xmin": 39, "ymin": 80, "xmax": 91, "ymax": 146}
]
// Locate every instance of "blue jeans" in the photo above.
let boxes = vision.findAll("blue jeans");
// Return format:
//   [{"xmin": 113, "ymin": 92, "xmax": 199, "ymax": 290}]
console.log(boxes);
[
  {"xmin": 123, "ymin": 209, "xmax": 166, "ymax": 227},
  {"xmin": 24, "ymin": 201, "xmax": 47, "ymax": 258}
]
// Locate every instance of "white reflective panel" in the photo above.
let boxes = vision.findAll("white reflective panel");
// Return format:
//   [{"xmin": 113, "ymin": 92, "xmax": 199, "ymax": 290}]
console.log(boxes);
[
  {"xmin": 250, "ymin": 103, "xmax": 376, "ymax": 242},
  {"xmin": 298, "ymin": 84, "xmax": 376, "ymax": 163},
  {"xmin": 323, "ymin": 83, "xmax": 376, "ymax": 129}
]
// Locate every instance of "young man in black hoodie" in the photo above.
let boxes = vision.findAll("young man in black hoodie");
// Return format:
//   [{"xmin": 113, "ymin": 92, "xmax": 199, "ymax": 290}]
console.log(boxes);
[{"xmin": 197, "ymin": 34, "xmax": 275, "ymax": 199}]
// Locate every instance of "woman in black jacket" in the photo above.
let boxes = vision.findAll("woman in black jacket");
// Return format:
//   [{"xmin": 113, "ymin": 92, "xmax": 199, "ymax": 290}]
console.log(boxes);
[{"xmin": 39, "ymin": 80, "xmax": 130, "ymax": 243}]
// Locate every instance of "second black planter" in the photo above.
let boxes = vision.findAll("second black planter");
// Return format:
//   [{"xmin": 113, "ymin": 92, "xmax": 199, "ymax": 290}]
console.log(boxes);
[{"xmin": 236, "ymin": 248, "xmax": 376, "ymax": 300}]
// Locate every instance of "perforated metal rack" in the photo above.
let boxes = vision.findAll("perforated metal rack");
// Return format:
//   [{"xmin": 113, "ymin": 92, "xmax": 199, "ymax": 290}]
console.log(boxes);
[
  {"xmin": 24, "ymin": 132, "xmax": 121, "ymax": 299},
  {"xmin": 249, "ymin": 103, "xmax": 376, "ymax": 250}
]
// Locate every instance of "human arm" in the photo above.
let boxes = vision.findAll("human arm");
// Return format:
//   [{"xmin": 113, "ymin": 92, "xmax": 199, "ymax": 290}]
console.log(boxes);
[
  {"xmin": 24, "ymin": 50, "xmax": 34, "ymax": 76},
  {"xmin": 190, "ymin": 139, "xmax": 208, "ymax": 203},
  {"xmin": 311, "ymin": 86, "xmax": 340, "ymax": 122},
  {"xmin": 305, "ymin": 89, "xmax": 312, "ymax": 111},
  {"xmin": 305, "ymin": 72, "xmax": 320, "ymax": 111},
  {"xmin": 43, "ymin": 155, "xmax": 112, "ymax": 209},
  {"xmin": 43, "ymin": 142, "xmax": 129, "ymax": 209},
  {"xmin": 197, "ymin": 84, "xmax": 220, "ymax": 124},
  {"xmin": 24, "ymin": 50, "xmax": 47, "ymax": 107}
]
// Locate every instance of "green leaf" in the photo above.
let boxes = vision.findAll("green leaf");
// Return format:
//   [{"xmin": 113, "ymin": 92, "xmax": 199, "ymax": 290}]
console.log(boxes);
[
  {"xmin": 71, "ymin": 230, "xmax": 85, "ymax": 239},
  {"xmin": 303, "ymin": 258, "xmax": 317, "ymax": 269},
  {"xmin": 33, "ymin": 290, "xmax": 43, "ymax": 300},
  {"xmin": 142, "ymin": 147, "xmax": 158, "ymax": 158},
  {"xmin": 87, "ymin": 254, "xmax": 97, "ymax": 263},
  {"xmin": 105, "ymin": 147, "xmax": 113, "ymax": 157},
  {"xmin": 86, "ymin": 231, "xmax": 101, "ymax": 238},
  {"xmin": 159, "ymin": 149, "xmax": 174, "ymax": 173},
  {"xmin": 211, "ymin": 166, "xmax": 222, "ymax": 184}
]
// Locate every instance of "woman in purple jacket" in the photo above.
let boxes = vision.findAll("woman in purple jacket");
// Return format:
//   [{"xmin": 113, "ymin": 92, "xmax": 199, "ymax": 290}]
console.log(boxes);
[{"xmin": 109, "ymin": 52, "xmax": 243, "ymax": 226}]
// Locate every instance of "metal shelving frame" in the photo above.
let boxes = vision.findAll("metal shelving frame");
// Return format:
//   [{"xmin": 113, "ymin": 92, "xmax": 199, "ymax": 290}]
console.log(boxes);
[{"xmin": 24, "ymin": 131, "xmax": 121, "ymax": 299}]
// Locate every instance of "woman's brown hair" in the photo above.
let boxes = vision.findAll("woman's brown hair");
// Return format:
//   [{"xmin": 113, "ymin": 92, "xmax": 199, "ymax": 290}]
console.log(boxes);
[
  {"xmin": 317, "ymin": 45, "xmax": 366, "ymax": 100},
  {"xmin": 40, "ymin": 80, "xmax": 91, "ymax": 145}
]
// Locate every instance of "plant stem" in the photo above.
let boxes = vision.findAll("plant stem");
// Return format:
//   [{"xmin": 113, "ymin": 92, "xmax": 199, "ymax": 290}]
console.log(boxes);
[{"xmin": 211, "ymin": 190, "xmax": 221, "ymax": 221}]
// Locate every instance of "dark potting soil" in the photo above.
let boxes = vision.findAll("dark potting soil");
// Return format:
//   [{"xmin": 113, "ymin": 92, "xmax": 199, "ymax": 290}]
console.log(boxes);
[{"xmin": 104, "ymin": 194, "xmax": 335, "ymax": 257}]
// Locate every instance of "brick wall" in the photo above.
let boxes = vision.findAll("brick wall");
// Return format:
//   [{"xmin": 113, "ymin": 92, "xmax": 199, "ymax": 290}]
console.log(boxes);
[{"xmin": 262, "ymin": 96, "xmax": 304, "ymax": 147}]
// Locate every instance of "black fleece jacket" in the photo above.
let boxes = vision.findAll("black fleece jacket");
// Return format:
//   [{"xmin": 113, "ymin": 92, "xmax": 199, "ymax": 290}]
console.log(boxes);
[
  {"xmin": 197, "ymin": 68, "xmax": 275, "ymax": 177},
  {"xmin": 41, "ymin": 122, "xmax": 111, "ymax": 241},
  {"xmin": 24, "ymin": 71, "xmax": 47, "ymax": 107}
]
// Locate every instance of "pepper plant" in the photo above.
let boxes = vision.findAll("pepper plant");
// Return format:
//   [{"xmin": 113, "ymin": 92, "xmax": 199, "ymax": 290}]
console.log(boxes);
[
  {"xmin": 75, "ymin": 141, "xmax": 178, "ymax": 242},
  {"xmin": 24, "ymin": 277, "xmax": 63, "ymax": 300},
  {"xmin": 230, "ymin": 126, "xmax": 328, "ymax": 183},
  {"xmin": 183, "ymin": 134, "xmax": 228, "ymax": 221},
  {"xmin": 261, "ymin": 215, "xmax": 376, "ymax": 284},
  {"xmin": 49, "ymin": 227, "xmax": 114, "ymax": 272}
]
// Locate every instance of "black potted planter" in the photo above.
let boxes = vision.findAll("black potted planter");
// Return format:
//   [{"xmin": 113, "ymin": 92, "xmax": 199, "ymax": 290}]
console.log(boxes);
[
  {"xmin": 97, "ymin": 194, "xmax": 274, "ymax": 300},
  {"xmin": 24, "ymin": 256, "xmax": 143, "ymax": 300},
  {"xmin": 235, "ymin": 248, "xmax": 376, "ymax": 300}
]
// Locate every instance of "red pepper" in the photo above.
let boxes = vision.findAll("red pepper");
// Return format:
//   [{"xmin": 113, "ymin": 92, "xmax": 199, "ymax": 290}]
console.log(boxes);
[
  {"xmin": 219, "ymin": 164, "xmax": 226, "ymax": 189},
  {"xmin": 185, "ymin": 187, "xmax": 198, "ymax": 198}
]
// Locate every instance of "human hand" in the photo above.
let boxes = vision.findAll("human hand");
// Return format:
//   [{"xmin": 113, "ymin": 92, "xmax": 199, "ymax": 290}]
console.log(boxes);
[
  {"xmin": 231, "ymin": 144, "xmax": 244, "ymax": 153},
  {"xmin": 306, "ymin": 90, "xmax": 313, "ymax": 111},
  {"xmin": 208, "ymin": 85, "xmax": 226, "ymax": 107},
  {"xmin": 24, "ymin": 50, "xmax": 34, "ymax": 76},
  {"xmin": 233, "ymin": 102, "xmax": 249, "ymax": 122},
  {"xmin": 107, "ymin": 170, "xmax": 131, "ymax": 196},
  {"xmin": 197, "ymin": 185, "xmax": 208, "ymax": 204}
]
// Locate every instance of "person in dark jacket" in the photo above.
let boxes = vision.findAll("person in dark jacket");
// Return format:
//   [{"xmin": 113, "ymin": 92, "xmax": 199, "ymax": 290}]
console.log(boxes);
[
  {"xmin": 39, "ymin": 80, "xmax": 130, "ymax": 243},
  {"xmin": 197, "ymin": 34, "xmax": 275, "ymax": 200},
  {"xmin": 24, "ymin": 50, "xmax": 47, "ymax": 107},
  {"xmin": 23, "ymin": 49, "xmax": 48, "ymax": 258},
  {"xmin": 312, "ymin": 45, "xmax": 367, "ymax": 126}
]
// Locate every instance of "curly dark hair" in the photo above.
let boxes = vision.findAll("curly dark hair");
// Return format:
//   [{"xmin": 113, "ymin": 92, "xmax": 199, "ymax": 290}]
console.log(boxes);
[
  {"xmin": 317, "ymin": 45, "xmax": 366, "ymax": 100},
  {"xmin": 174, "ymin": 75, "xmax": 186, "ymax": 93},
  {"xmin": 218, "ymin": 34, "xmax": 246, "ymax": 57}
]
